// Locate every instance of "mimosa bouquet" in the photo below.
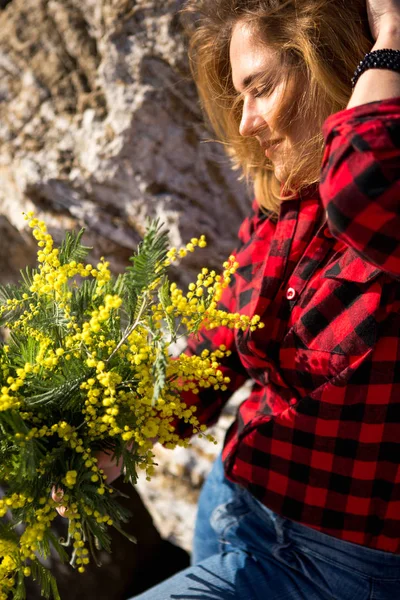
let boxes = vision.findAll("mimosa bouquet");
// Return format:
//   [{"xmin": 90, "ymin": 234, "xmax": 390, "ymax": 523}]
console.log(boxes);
[{"xmin": 0, "ymin": 213, "xmax": 263, "ymax": 599}]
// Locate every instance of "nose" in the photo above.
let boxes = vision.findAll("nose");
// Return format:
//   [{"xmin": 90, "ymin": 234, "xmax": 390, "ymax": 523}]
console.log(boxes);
[{"xmin": 239, "ymin": 97, "xmax": 266, "ymax": 137}]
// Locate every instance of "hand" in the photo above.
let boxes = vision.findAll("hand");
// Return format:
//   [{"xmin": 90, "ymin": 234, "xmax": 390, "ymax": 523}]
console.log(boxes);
[
  {"xmin": 366, "ymin": 0, "xmax": 400, "ymax": 41},
  {"xmin": 52, "ymin": 439, "xmax": 157, "ymax": 518},
  {"xmin": 52, "ymin": 487, "xmax": 69, "ymax": 518},
  {"xmin": 96, "ymin": 449, "xmax": 125, "ymax": 485},
  {"xmin": 52, "ymin": 450, "xmax": 124, "ymax": 518}
]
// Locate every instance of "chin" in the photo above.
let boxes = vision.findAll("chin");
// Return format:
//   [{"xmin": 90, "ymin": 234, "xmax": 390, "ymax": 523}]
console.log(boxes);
[{"xmin": 273, "ymin": 164, "xmax": 287, "ymax": 183}]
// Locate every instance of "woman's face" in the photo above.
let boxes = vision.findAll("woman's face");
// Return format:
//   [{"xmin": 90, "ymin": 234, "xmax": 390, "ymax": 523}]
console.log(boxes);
[{"xmin": 229, "ymin": 21, "xmax": 311, "ymax": 183}]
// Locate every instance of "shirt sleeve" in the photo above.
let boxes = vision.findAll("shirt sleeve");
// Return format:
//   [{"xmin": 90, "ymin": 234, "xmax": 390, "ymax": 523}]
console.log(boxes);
[
  {"xmin": 319, "ymin": 97, "xmax": 400, "ymax": 278},
  {"xmin": 173, "ymin": 201, "xmax": 265, "ymax": 438}
]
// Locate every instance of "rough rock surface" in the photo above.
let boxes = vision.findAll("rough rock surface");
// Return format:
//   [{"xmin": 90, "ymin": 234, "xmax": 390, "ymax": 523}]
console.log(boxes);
[
  {"xmin": 0, "ymin": 215, "xmax": 36, "ymax": 283},
  {"xmin": 0, "ymin": 0, "xmax": 249, "ymax": 285}
]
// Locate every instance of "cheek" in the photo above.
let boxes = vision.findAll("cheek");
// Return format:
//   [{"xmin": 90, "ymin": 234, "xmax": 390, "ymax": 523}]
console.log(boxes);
[
  {"xmin": 274, "ymin": 82, "xmax": 307, "ymax": 140},
  {"xmin": 259, "ymin": 87, "xmax": 286, "ymax": 129}
]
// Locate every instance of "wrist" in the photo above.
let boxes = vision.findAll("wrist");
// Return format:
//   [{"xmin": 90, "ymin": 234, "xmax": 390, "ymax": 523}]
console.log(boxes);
[{"xmin": 373, "ymin": 22, "xmax": 400, "ymax": 51}]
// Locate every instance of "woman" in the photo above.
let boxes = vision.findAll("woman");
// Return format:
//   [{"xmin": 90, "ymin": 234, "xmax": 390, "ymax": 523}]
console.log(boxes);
[{"xmin": 108, "ymin": 0, "xmax": 400, "ymax": 597}]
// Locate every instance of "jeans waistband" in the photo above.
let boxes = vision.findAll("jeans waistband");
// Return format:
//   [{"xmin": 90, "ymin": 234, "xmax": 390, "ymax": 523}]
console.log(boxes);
[{"xmin": 240, "ymin": 486, "xmax": 400, "ymax": 581}]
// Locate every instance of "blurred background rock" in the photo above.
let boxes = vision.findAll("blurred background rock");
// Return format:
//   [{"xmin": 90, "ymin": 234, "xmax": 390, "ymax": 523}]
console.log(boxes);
[{"xmin": 0, "ymin": 0, "xmax": 251, "ymax": 597}]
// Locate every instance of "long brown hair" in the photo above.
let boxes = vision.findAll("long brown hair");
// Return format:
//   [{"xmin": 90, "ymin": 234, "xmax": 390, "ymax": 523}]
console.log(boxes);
[{"xmin": 182, "ymin": 0, "xmax": 372, "ymax": 215}]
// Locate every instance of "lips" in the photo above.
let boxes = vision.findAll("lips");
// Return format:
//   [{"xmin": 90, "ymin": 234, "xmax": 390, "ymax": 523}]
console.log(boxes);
[
  {"xmin": 263, "ymin": 139, "xmax": 283, "ymax": 156},
  {"xmin": 263, "ymin": 139, "xmax": 283, "ymax": 150}
]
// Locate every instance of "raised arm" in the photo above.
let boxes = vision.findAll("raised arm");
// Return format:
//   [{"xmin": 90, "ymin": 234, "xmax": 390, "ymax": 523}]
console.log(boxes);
[
  {"xmin": 348, "ymin": 4, "xmax": 400, "ymax": 107},
  {"xmin": 319, "ymin": 5, "xmax": 400, "ymax": 277}
]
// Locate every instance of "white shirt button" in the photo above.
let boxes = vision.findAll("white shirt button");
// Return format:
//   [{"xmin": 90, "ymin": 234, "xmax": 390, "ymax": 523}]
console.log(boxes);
[{"xmin": 286, "ymin": 287, "xmax": 296, "ymax": 300}]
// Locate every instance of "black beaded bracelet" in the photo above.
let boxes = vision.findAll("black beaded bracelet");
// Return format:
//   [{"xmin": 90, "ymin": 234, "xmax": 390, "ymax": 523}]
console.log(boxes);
[{"xmin": 351, "ymin": 48, "xmax": 400, "ymax": 88}]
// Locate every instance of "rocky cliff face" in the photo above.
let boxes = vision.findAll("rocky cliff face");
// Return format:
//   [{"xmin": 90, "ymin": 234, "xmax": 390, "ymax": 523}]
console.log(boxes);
[
  {"xmin": 0, "ymin": 1, "xmax": 251, "ymax": 597},
  {"xmin": 0, "ymin": 0, "xmax": 249, "ymax": 284}
]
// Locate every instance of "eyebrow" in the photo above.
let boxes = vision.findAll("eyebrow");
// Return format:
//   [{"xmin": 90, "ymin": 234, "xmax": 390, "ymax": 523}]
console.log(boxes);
[{"xmin": 234, "ymin": 70, "xmax": 268, "ymax": 93}]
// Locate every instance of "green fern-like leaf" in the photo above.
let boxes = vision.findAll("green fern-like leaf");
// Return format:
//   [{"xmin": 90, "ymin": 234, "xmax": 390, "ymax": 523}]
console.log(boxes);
[
  {"xmin": 0, "ymin": 409, "xmax": 29, "ymax": 437},
  {"xmin": 30, "ymin": 560, "xmax": 61, "ymax": 600},
  {"xmin": 0, "ymin": 520, "xmax": 19, "ymax": 545},
  {"xmin": 113, "ymin": 273, "xmax": 125, "ymax": 297},
  {"xmin": 19, "ymin": 266, "xmax": 38, "ymax": 291},
  {"xmin": 26, "ymin": 302, "xmax": 70, "ymax": 344},
  {"xmin": 0, "ymin": 284, "xmax": 27, "ymax": 326},
  {"xmin": 152, "ymin": 342, "xmax": 168, "ymax": 403},
  {"xmin": 58, "ymin": 229, "xmax": 92, "ymax": 266},
  {"xmin": 0, "ymin": 267, "xmax": 41, "ymax": 326},
  {"xmin": 120, "ymin": 445, "xmax": 139, "ymax": 485},
  {"xmin": 124, "ymin": 220, "xmax": 169, "ymax": 319},
  {"xmin": 25, "ymin": 377, "xmax": 85, "ymax": 410},
  {"xmin": 7, "ymin": 336, "xmax": 40, "ymax": 369},
  {"xmin": 69, "ymin": 278, "xmax": 98, "ymax": 320},
  {"xmin": 13, "ymin": 568, "xmax": 27, "ymax": 600},
  {"xmin": 16, "ymin": 438, "xmax": 48, "ymax": 482},
  {"xmin": 46, "ymin": 531, "xmax": 69, "ymax": 564},
  {"xmin": 0, "ymin": 412, "xmax": 47, "ymax": 487},
  {"xmin": 84, "ymin": 517, "xmax": 113, "ymax": 555}
]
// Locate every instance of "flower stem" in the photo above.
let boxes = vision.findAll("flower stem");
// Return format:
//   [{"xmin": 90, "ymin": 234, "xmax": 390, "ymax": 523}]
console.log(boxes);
[{"xmin": 106, "ymin": 295, "xmax": 148, "ymax": 364}]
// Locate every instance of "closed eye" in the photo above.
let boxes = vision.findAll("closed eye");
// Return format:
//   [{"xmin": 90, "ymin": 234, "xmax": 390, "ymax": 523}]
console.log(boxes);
[{"xmin": 253, "ymin": 83, "xmax": 273, "ymax": 98}]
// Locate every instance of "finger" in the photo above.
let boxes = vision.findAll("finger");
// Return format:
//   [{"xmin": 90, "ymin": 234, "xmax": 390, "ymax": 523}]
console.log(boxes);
[
  {"xmin": 56, "ymin": 505, "xmax": 69, "ymax": 518},
  {"xmin": 51, "ymin": 486, "xmax": 69, "ymax": 518},
  {"xmin": 51, "ymin": 486, "xmax": 64, "ymax": 503}
]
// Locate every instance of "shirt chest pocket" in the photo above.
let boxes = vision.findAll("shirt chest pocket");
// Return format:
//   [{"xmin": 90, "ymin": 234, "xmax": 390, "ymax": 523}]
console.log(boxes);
[{"xmin": 279, "ymin": 251, "xmax": 383, "ymax": 387}]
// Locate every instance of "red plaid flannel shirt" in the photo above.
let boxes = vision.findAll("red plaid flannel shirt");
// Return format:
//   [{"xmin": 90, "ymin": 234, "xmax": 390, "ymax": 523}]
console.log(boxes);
[{"xmin": 180, "ymin": 97, "xmax": 400, "ymax": 553}]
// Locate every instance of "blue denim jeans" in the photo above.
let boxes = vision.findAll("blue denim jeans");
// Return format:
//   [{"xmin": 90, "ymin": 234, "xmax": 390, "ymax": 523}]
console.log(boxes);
[{"xmin": 132, "ymin": 453, "xmax": 400, "ymax": 599}]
